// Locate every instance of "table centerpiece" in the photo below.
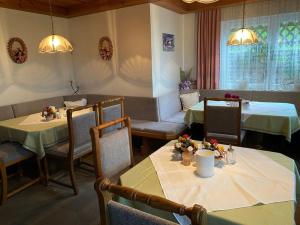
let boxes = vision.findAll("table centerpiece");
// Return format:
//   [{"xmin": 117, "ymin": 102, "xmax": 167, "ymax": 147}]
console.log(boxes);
[
  {"xmin": 42, "ymin": 106, "xmax": 58, "ymax": 121},
  {"xmin": 174, "ymin": 134, "xmax": 198, "ymax": 166}
]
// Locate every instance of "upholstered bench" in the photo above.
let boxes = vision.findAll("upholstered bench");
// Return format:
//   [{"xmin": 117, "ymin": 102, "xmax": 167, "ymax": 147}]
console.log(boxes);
[{"xmin": 131, "ymin": 120, "xmax": 186, "ymax": 155}]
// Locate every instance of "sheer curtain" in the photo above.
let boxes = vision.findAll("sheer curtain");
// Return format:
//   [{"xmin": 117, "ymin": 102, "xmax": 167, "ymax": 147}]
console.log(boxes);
[{"xmin": 220, "ymin": 0, "xmax": 300, "ymax": 91}]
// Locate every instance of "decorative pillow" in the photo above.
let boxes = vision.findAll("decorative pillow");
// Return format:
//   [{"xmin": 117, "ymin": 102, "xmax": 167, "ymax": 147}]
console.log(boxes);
[
  {"xmin": 180, "ymin": 92, "xmax": 199, "ymax": 111},
  {"xmin": 64, "ymin": 98, "xmax": 87, "ymax": 109}
]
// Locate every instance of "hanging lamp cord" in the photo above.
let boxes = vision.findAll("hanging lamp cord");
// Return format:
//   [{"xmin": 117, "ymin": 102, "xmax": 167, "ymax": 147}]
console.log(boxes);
[
  {"xmin": 242, "ymin": 0, "xmax": 246, "ymax": 29},
  {"xmin": 49, "ymin": 0, "xmax": 55, "ymax": 35}
]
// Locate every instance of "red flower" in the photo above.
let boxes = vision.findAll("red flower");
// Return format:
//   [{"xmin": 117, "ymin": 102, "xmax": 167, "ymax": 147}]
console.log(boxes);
[
  {"xmin": 182, "ymin": 134, "xmax": 190, "ymax": 139},
  {"xmin": 210, "ymin": 139, "xmax": 218, "ymax": 146},
  {"xmin": 224, "ymin": 93, "xmax": 231, "ymax": 98}
]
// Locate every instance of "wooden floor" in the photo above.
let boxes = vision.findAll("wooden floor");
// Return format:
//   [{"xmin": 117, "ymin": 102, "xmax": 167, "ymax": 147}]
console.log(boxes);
[{"xmin": 0, "ymin": 169, "xmax": 98, "ymax": 225}]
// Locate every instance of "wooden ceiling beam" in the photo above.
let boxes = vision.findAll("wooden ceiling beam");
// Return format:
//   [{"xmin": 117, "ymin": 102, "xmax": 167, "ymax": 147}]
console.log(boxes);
[
  {"xmin": 66, "ymin": 0, "xmax": 153, "ymax": 18},
  {"xmin": 0, "ymin": 0, "xmax": 67, "ymax": 17},
  {"xmin": 185, "ymin": 0, "xmax": 259, "ymax": 12},
  {"xmin": 152, "ymin": 0, "xmax": 189, "ymax": 14},
  {"xmin": 0, "ymin": 0, "xmax": 262, "ymax": 18}
]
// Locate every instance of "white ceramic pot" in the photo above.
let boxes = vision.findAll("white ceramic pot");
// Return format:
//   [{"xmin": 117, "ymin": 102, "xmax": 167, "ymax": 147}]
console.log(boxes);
[{"xmin": 195, "ymin": 150, "xmax": 215, "ymax": 178}]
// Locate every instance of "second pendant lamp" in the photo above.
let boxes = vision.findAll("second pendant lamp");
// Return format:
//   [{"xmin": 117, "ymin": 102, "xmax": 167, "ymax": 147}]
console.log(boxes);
[
  {"xmin": 39, "ymin": 0, "xmax": 73, "ymax": 53},
  {"xmin": 227, "ymin": 0, "xmax": 258, "ymax": 46}
]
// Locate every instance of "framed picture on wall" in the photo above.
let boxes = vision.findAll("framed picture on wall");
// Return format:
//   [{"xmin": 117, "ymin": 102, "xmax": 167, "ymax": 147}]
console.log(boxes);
[{"xmin": 162, "ymin": 33, "xmax": 175, "ymax": 52}]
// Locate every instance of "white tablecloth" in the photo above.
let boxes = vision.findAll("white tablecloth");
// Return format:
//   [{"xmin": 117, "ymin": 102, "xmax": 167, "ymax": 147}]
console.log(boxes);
[{"xmin": 150, "ymin": 145, "xmax": 296, "ymax": 213}]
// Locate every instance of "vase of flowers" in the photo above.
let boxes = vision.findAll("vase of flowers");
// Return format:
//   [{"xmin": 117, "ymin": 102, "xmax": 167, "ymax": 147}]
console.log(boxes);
[
  {"xmin": 179, "ymin": 68, "xmax": 194, "ymax": 91},
  {"xmin": 42, "ymin": 106, "xmax": 57, "ymax": 121},
  {"xmin": 174, "ymin": 134, "xmax": 198, "ymax": 166},
  {"xmin": 202, "ymin": 138, "xmax": 226, "ymax": 160}
]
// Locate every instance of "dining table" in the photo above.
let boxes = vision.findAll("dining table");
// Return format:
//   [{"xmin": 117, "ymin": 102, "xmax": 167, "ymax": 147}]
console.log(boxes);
[
  {"xmin": 184, "ymin": 101, "xmax": 300, "ymax": 142},
  {"xmin": 0, "ymin": 109, "xmax": 88, "ymax": 158},
  {"xmin": 120, "ymin": 141, "xmax": 300, "ymax": 225}
]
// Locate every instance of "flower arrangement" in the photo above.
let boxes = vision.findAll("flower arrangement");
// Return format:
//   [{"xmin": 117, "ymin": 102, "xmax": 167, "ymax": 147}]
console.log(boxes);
[
  {"xmin": 42, "ymin": 106, "xmax": 57, "ymax": 119},
  {"xmin": 203, "ymin": 139, "xmax": 226, "ymax": 159},
  {"xmin": 179, "ymin": 68, "xmax": 194, "ymax": 91},
  {"xmin": 224, "ymin": 93, "xmax": 240, "ymax": 99},
  {"xmin": 174, "ymin": 134, "xmax": 198, "ymax": 154}
]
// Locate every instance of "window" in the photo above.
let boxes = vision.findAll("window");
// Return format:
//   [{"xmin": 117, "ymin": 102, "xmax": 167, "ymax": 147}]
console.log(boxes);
[{"xmin": 220, "ymin": 12, "xmax": 300, "ymax": 90}]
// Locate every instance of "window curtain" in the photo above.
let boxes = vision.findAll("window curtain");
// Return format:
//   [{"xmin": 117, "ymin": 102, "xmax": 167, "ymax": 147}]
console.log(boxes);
[
  {"xmin": 197, "ymin": 9, "xmax": 221, "ymax": 89},
  {"xmin": 220, "ymin": 0, "xmax": 300, "ymax": 90}
]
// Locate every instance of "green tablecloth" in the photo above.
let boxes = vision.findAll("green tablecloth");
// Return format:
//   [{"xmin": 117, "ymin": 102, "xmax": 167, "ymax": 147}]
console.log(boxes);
[
  {"xmin": 0, "ymin": 114, "xmax": 68, "ymax": 158},
  {"xmin": 184, "ymin": 101, "xmax": 300, "ymax": 142},
  {"xmin": 120, "ymin": 142, "xmax": 300, "ymax": 225}
]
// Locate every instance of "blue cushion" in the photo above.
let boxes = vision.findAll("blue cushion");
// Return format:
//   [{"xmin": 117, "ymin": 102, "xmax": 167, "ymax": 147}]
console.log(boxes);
[{"xmin": 0, "ymin": 143, "xmax": 34, "ymax": 166}]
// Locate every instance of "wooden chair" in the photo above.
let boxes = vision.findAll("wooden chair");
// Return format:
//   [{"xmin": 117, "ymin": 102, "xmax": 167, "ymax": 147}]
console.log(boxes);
[
  {"xmin": 0, "ymin": 143, "xmax": 42, "ymax": 205},
  {"xmin": 98, "ymin": 97, "xmax": 124, "ymax": 134},
  {"xmin": 204, "ymin": 97, "xmax": 245, "ymax": 146},
  {"xmin": 44, "ymin": 104, "xmax": 98, "ymax": 195},
  {"xmin": 94, "ymin": 177, "xmax": 207, "ymax": 225},
  {"xmin": 90, "ymin": 116, "xmax": 134, "ymax": 180}
]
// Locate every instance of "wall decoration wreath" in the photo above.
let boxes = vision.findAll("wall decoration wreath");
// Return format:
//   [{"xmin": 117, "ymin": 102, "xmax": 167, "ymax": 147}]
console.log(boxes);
[
  {"xmin": 99, "ymin": 36, "xmax": 113, "ymax": 61},
  {"xmin": 7, "ymin": 37, "xmax": 28, "ymax": 64}
]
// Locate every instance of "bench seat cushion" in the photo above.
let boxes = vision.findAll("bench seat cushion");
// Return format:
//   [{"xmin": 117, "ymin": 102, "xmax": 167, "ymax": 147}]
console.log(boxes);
[
  {"xmin": 132, "ymin": 120, "xmax": 186, "ymax": 139},
  {"xmin": 0, "ymin": 105, "xmax": 14, "ymax": 121},
  {"xmin": 162, "ymin": 112, "xmax": 185, "ymax": 124},
  {"xmin": 0, "ymin": 143, "xmax": 34, "ymax": 166}
]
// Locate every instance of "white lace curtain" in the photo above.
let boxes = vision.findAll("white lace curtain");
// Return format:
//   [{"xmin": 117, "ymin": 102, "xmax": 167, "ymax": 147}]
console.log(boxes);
[{"xmin": 220, "ymin": 0, "xmax": 300, "ymax": 91}]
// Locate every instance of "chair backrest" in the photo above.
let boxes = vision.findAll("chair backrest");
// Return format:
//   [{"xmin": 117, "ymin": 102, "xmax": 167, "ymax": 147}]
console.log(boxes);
[
  {"xmin": 94, "ymin": 177, "xmax": 207, "ymax": 225},
  {"xmin": 67, "ymin": 104, "xmax": 98, "ymax": 158},
  {"xmin": 204, "ymin": 98, "xmax": 242, "ymax": 144},
  {"xmin": 90, "ymin": 116, "xmax": 134, "ymax": 179},
  {"xmin": 99, "ymin": 97, "xmax": 124, "ymax": 134}
]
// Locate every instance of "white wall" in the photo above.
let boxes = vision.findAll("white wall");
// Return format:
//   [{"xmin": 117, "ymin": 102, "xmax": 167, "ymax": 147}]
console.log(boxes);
[
  {"xmin": 183, "ymin": 13, "xmax": 197, "ymax": 80},
  {"xmin": 0, "ymin": 8, "xmax": 74, "ymax": 106},
  {"xmin": 69, "ymin": 4, "xmax": 153, "ymax": 97},
  {"xmin": 150, "ymin": 4, "xmax": 183, "ymax": 97}
]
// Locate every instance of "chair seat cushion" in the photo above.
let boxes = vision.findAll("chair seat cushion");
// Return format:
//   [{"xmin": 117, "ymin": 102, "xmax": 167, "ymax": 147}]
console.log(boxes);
[
  {"xmin": 162, "ymin": 111, "xmax": 185, "ymax": 124},
  {"xmin": 46, "ymin": 141, "xmax": 92, "ymax": 158},
  {"xmin": 207, "ymin": 130, "xmax": 246, "ymax": 145},
  {"xmin": 132, "ymin": 120, "xmax": 186, "ymax": 136},
  {"xmin": 0, "ymin": 143, "xmax": 34, "ymax": 166}
]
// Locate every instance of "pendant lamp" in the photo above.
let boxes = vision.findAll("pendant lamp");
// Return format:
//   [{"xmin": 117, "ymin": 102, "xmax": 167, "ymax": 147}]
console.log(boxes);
[
  {"xmin": 182, "ymin": 0, "xmax": 219, "ymax": 3},
  {"xmin": 227, "ymin": 0, "xmax": 258, "ymax": 46},
  {"xmin": 39, "ymin": 0, "xmax": 73, "ymax": 53}
]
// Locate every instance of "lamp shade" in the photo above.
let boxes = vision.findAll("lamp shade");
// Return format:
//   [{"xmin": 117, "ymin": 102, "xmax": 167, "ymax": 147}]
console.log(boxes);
[
  {"xmin": 227, "ymin": 28, "xmax": 258, "ymax": 46},
  {"xmin": 39, "ymin": 35, "xmax": 73, "ymax": 53}
]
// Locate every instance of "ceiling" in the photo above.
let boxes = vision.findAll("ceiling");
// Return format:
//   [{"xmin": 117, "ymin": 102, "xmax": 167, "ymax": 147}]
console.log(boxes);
[{"xmin": 0, "ymin": 0, "xmax": 256, "ymax": 18}]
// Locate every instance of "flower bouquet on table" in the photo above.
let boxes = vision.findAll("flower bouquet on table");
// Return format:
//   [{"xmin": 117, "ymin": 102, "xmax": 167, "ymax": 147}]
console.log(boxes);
[
  {"xmin": 174, "ymin": 134, "xmax": 199, "ymax": 166},
  {"xmin": 203, "ymin": 138, "xmax": 226, "ymax": 160},
  {"xmin": 224, "ymin": 93, "xmax": 240, "ymax": 100},
  {"xmin": 174, "ymin": 134, "xmax": 198, "ymax": 154},
  {"xmin": 42, "ymin": 106, "xmax": 57, "ymax": 121}
]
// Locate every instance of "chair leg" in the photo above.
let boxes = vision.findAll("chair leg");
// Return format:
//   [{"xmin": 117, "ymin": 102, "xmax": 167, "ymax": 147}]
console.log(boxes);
[
  {"xmin": 42, "ymin": 157, "xmax": 49, "ymax": 186},
  {"xmin": 68, "ymin": 159, "xmax": 78, "ymax": 195},
  {"xmin": 36, "ymin": 157, "xmax": 43, "ymax": 184},
  {"xmin": 0, "ymin": 166, "xmax": 8, "ymax": 205},
  {"xmin": 141, "ymin": 137, "xmax": 150, "ymax": 156}
]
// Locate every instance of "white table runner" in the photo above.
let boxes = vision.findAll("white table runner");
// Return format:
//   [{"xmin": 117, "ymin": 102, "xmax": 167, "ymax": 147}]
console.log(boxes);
[{"xmin": 150, "ymin": 145, "xmax": 296, "ymax": 214}]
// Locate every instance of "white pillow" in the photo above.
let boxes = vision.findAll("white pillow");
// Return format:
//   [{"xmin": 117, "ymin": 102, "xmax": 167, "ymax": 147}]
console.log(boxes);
[
  {"xmin": 64, "ymin": 98, "xmax": 87, "ymax": 109},
  {"xmin": 180, "ymin": 92, "xmax": 199, "ymax": 111}
]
